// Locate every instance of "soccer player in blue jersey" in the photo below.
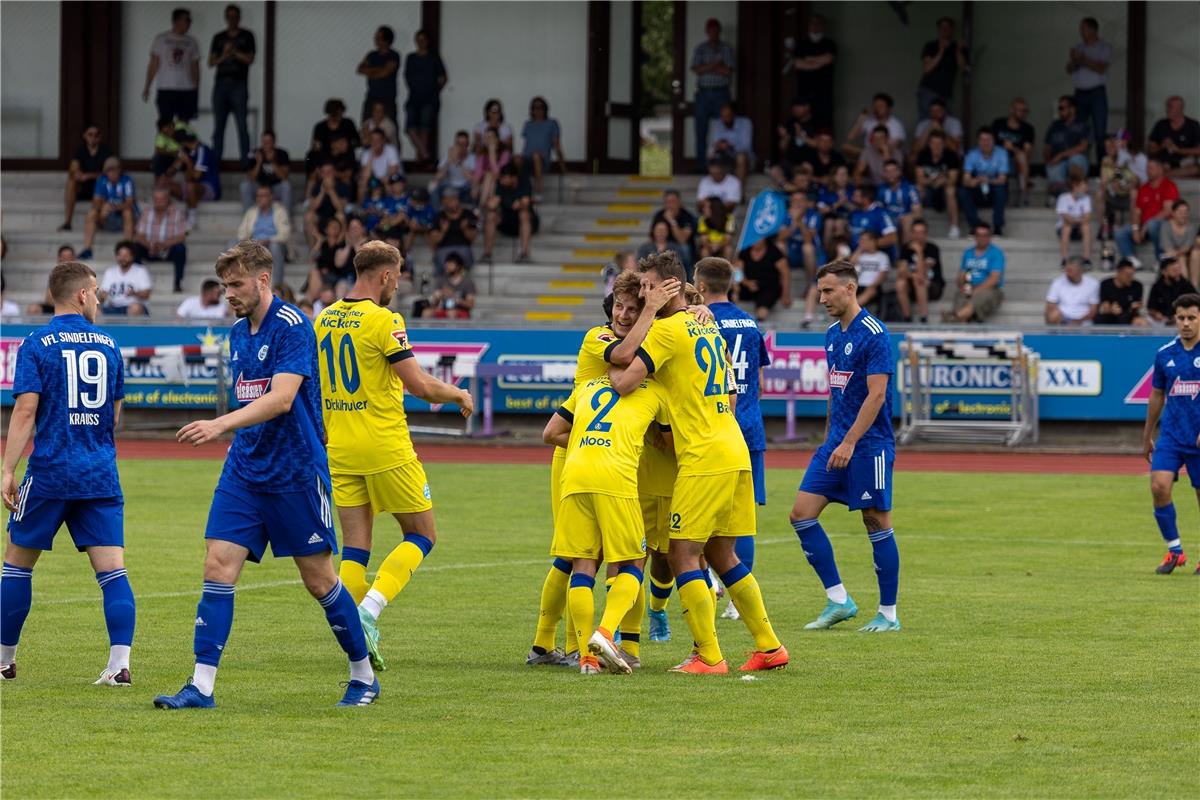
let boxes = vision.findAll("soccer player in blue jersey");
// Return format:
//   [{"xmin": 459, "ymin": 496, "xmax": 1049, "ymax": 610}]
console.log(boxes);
[
  {"xmin": 696, "ymin": 257, "xmax": 771, "ymax": 621},
  {"xmin": 1141, "ymin": 293, "xmax": 1200, "ymax": 575},
  {"xmin": 153, "ymin": 241, "xmax": 377, "ymax": 709},
  {"xmin": 789, "ymin": 259, "xmax": 901, "ymax": 632},
  {"xmin": 1, "ymin": 261, "xmax": 136, "ymax": 685}
]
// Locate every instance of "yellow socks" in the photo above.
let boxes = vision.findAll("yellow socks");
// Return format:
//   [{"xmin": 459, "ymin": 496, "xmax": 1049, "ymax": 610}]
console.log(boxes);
[
  {"xmin": 370, "ymin": 533, "xmax": 433, "ymax": 603},
  {"xmin": 567, "ymin": 574, "xmax": 596, "ymax": 655},
  {"xmin": 677, "ymin": 570, "xmax": 722, "ymax": 665},
  {"xmin": 722, "ymin": 564, "xmax": 781, "ymax": 652},
  {"xmin": 616, "ymin": 577, "xmax": 645, "ymax": 658},
  {"xmin": 599, "ymin": 568, "xmax": 642, "ymax": 639},
  {"xmin": 648, "ymin": 574, "xmax": 672, "ymax": 612},
  {"xmin": 534, "ymin": 558, "xmax": 571, "ymax": 653},
  {"xmin": 339, "ymin": 546, "xmax": 371, "ymax": 604}
]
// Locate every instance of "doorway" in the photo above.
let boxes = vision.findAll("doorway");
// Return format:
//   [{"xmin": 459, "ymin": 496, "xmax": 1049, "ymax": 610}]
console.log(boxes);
[{"xmin": 638, "ymin": 1, "xmax": 675, "ymax": 176}]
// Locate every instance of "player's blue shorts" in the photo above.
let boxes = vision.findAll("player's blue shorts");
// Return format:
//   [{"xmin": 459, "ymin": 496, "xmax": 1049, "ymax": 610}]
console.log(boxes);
[
  {"xmin": 6, "ymin": 477, "xmax": 124, "ymax": 552},
  {"xmin": 205, "ymin": 477, "xmax": 337, "ymax": 563},
  {"xmin": 799, "ymin": 443, "xmax": 894, "ymax": 511},
  {"xmin": 750, "ymin": 449, "xmax": 766, "ymax": 506},
  {"xmin": 1150, "ymin": 438, "xmax": 1200, "ymax": 489}
]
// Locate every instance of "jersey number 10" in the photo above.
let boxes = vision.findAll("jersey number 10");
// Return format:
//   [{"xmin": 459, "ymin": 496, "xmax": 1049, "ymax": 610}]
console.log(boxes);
[
  {"xmin": 61, "ymin": 350, "xmax": 107, "ymax": 409},
  {"xmin": 319, "ymin": 333, "xmax": 361, "ymax": 394}
]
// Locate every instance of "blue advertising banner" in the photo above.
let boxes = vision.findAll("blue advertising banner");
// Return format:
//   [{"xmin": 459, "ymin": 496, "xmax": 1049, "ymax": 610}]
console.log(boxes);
[{"xmin": 0, "ymin": 323, "xmax": 1168, "ymax": 421}]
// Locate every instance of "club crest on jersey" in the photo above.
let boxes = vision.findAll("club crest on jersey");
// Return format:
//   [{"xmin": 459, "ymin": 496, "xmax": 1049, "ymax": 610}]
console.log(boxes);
[
  {"xmin": 844, "ymin": 342, "xmax": 853, "ymax": 356},
  {"xmin": 392, "ymin": 329, "xmax": 408, "ymax": 347},
  {"xmin": 829, "ymin": 368, "xmax": 853, "ymax": 390},
  {"xmin": 257, "ymin": 344, "xmax": 269, "ymax": 361},
  {"xmin": 1169, "ymin": 378, "xmax": 1200, "ymax": 399},
  {"xmin": 1194, "ymin": 356, "xmax": 1200, "ymax": 368},
  {"xmin": 596, "ymin": 332, "xmax": 616, "ymax": 343},
  {"xmin": 235, "ymin": 372, "xmax": 271, "ymax": 402}
]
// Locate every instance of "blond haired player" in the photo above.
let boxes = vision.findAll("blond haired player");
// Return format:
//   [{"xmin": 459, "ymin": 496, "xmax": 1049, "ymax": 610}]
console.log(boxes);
[{"xmin": 314, "ymin": 241, "xmax": 474, "ymax": 671}]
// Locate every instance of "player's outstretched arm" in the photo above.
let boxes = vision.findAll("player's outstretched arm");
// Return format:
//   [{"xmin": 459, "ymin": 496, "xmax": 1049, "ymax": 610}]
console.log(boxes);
[
  {"xmin": 607, "ymin": 278, "xmax": 680, "ymax": 367},
  {"xmin": 543, "ymin": 412, "xmax": 571, "ymax": 448},
  {"xmin": 392, "ymin": 358, "xmax": 475, "ymax": 418},
  {"xmin": 177, "ymin": 373, "xmax": 304, "ymax": 446},
  {"xmin": 1142, "ymin": 387, "xmax": 1165, "ymax": 463},
  {"xmin": 1, "ymin": 393, "xmax": 39, "ymax": 512},
  {"xmin": 827, "ymin": 373, "xmax": 888, "ymax": 470},
  {"xmin": 609, "ymin": 361, "xmax": 648, "ymax": 397}
]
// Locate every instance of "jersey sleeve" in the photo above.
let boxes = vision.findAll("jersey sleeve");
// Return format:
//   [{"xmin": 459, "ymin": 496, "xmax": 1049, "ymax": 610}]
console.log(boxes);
[
  {"xmin": 865, "ymin": 330, "xmax": 893, "ymax": 376},
  {"xmin": 113, "ymin": 346, "xmax": 125, "ymax": 401},
  {"xmin": 757, "ymin": 331, "xmax": 771, "ymax": 367},
  {"xmin": 381, "ymin": 312, "xmax": 414, "ymax": 364},
  {"xmin": 1152, "ymin": 351, "xmax": 1168, "ymax": 390},
  {"xmin": 10, "ymin": 339, "xmax": 42, "ymax": 397},
  {"xmin": 274, "ymin": 319, "xmax": 315, "ymax": 378},
  {"xmin": 557, "ymin": 389, "xmax": 578, "ymax": 422}
]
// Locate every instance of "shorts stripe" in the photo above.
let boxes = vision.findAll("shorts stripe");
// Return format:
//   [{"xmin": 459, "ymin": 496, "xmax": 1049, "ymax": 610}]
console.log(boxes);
[
  {"xmin": 875, "ymin": 454, "xmax": 884, "ymax": 490},
  {"xmin": 13, "ymin": 476, "xmax": 32, "ymax": 522},
  {"xmin": 317, "ymin": 478, "xmax": 332, "ymax": 528}
]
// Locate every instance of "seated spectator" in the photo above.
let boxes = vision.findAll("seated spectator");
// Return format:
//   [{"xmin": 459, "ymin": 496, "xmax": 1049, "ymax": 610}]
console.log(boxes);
[
  {"xmin": 915, "ymin": 130, "xmax": 961, "ymax": 237},
  {"xmin": 798, "ymin": 129, "xmax": 845, "ymax": 185},
  {"xmin": 818, "ymin": 163, "xmax": 855, "ymax": 244},
  {"xmin": 779, "ymin": 190, "xmax": 825, "ymax": 327},
  {"xmin": 1055, "ymin": 170, "xmax": 1094, "ymax": 266},
  {"xmin": 1096, "ymin": 258, "xmax": 1146, "ymax": 325},
  {"xmin": 362, "ymin": 99, "xmax": 400, "ymax": 149},
  {"xmin": 1045, "ymin": 257, "xmax": 1099, "ymax": 325},
  {"xmin": 708, "ymin": 102, "xmax": 754, "ymax": 184},
  {"xmin": 696, "ymin": 157, "xmax": 742, "ymax": 207},
  {"xmin": 1147, "ymin": 255, "xmax": 1197, "ymax": 325},
  {"xmin": 958, "ymin": 127, "xmax": 1009, "ymax": 236},
  {"xmin": 1115, "ymin": 155, "xmax": 1179, "ymax": 266},
  {"xmin": 27, "ymin": 245, "xmax": 77, "ymax": 314},
  {"xmin": 601, "ymin": 251, "xmax": 638, "ymax": 295},
  {"xmin": 945, "ymin": 223, "xmax": 1004, "ymax": 322},
  {"xmin": 879, "ymin": 159, "xmax": 922, "ymax": 244},
  {"xmin": 430, "ymin": 129, "xmax": 476, "ymax": 207},
  {"xmin": 237, "ymin": 185, "xmax": 291, "ymax": 283},
  {"xmin": 422, "ymin": 253, "xmax": 476, "ymax": 318},
  {"xmin": 151, "ymin": 117, "xmax": 186, "ymax": 184},
  {"xmin": 847, "ymin": 184, "xmax": 898, "ymax": 252},
  {"xmin": 472, "ymin": 99, "xmax": 514, "ymax": 153},
  {"xmin": 176, "ymin": 130, "xmax": 219, "ymax": 228},
  {"xmin": 431, "ymin": 189, "xmax": 477, "ymax": 273},
  {"xmin": 377, "ymin": 229, "xmax": 416, "ymax": 300},
  {"xmin": 177, "ymin": 278, "xmax": 230, "ymax": 319},
  {"xmin": 895, "ymin": 219, "xmax": 945, "ymax": 322},
  {"xmin": 134, "ymin": 188, "xmax": 189, "ymax": 293},
  {"xmin": 361, "ymin": 177, "xmax": 399, "ymax": 234},
  {"xmin": 59, "ymin": 125, "xmax": 110, "ymax": 232},
  {"xmin": 484, "ymin": 164, "xmax": 537, "ymax": 263},
  {"xmin": 327, "ymin": 134, "xmax": 358, "ymax": 197},
  {"xmin": 853, "ymin": 124, "xmax": 896, "ymax": 186},
  {"xmin": 650, "ymin": 189, "xmax": 697, "ymax": 270},
  {"xmin": 474, "ymin": 126, "xmax": 512, "ymax": 207},
  {"xmin": 992, "ymin": 98, "xmax": 1035, "ymax": 206},
  {"xmin": 308, "ymin": 217, "xmax": 365, "ymax": 302},
  {"xmin": 80, "ymin": 157, "xmax": 137, "ymax": 259},
  {"xmin": 305, "ymin": 99, "xmax": 360, "ymax": 179},
  {"xmin": 304, "ymin": 217, "xmax": 347, "ymax": 303},
  {"xmin": 1043, "ymin": 95, "xmax": 1091, "ymax": 197},
  {"xmin": 359, "ymin": 128, "xmax": 402, "ymax": 201},
  {"xmin": 843, "ymin": 92, "xmax": 905, "ymax": 160},
  {"xmin": 240, "ymin": 130, "xmax": 291, "ymax": 211},
  {"xmin": 637, "ymin": 219, "xmax": 687, "ymax": 266},
  {"xmin": 1, "ymin": 274, "xmax": 19, "ymax": 318},
  {"xmin": 303, "ymin": 161, "xmax": 351, "ymax": 249},
  {"xmin": 849, "ymin": 230, "xmax": 890, "ymax": 309},
  {"xmin": 1147, "ymin": 95, "xmax": 1200, "ymax": 178},
  {"xmin": 1096, "ymin": 132, "xmax": 1139, "ymax": 242},
  {"xmin": 774, "ymin": 98, "xmax": 816, "ymax": 174},
  {"xmin": 736, "ymin": 238, "xmax": 790, "ymax": 321},
  {"xmin": 403, "ymin": 29, "xmax": 447, "ymax": 163},
  {"xmin": 521, "ymin": 96, "xmax": 566, "ymax": 198},
  {"xmin": 697, "ymin": 197, "xmax": 735, "ymax": 260},
  {"xmin": 1159, "ymin": 198, "xmax": 1200, "ymax": 286},
  {"xmin": 912, "ymin": 97, "xmax": 964, "ymax": 153},
  {"xmin": 401, "ymin": 187, "xmax": 436, "ymax": 254},
  {"xmin": 99, "ymin": 241, "xmax": 152, "ymax": 316}
]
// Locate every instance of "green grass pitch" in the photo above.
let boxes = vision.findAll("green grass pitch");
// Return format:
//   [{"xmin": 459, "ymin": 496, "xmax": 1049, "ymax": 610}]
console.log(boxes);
[{"xmin": 2, "ymin": 458, "xmax": 1198, "ymax": 799}]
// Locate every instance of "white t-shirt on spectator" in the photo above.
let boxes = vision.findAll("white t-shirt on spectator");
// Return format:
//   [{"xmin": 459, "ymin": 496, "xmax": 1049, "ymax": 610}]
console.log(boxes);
[
  {"xmin": 176, "ymin": 296, "xmax": 229, "ymax": 319},
  {"xmin": 151, "ymin": 32, "xmax": 200, "ymax": 91},
  {"xmin": 1046, "ymin": 274, "xmax": 1100, "ymax": 321},
  {"xmin": 360, "ymin": 145, "xmax": 402, "ymax": 181},
  {"xmin": 1, "ymin": 298, "xmax": 19, "ymax": 317},
  {"xmin": 473, "ymin": 120, "xmax": 515, "ymax": 146},
  {"xmin": 863, "ymin": 115, "xmax": 907, "ymax": 147},
  {"xmin": 697, "ymin": 174, "xmax": 743, "ymax": 206},
  {"xmin": 101, "ymin": 264, "xmax": 153, "ymax": 308},
  {"xmin": 856, "ymin": 251, "xmax": 891, "ymax": 288},
  {"xmin": 1055, "ymin": 192, "xmax": 1093, "ymax": 230},
  {"xmin": 914, "ymin": 115, "xmax": 964, "ymax": 143}
]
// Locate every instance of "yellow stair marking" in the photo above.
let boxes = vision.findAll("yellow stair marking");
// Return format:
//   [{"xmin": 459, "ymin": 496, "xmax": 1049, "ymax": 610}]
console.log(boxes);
[
  {"xmin": 525, "ymin": 311, "xmax": 574, "ymax": 322},
  {"xmin": 596, "ymin": 218, "xmax": 643, "ymax": 227},
  {"xmin": 537, "ymin": 295, "xmax": 585, "ymax": 305},
  {"xmin": 549, "ymin": 279, "xmax": 597, "ymax": 289},
  {"xmin": 561, "ymin": 263, "xmax": 605, "ymax": 273},
  {"xmin": 584, "ymin": 233, "xmax": 630, "ymax": 243},
  {"xmin": 607, "ymin": 203, "xmax": 653, "ymax": 213},
  {"xmin": 628, "ymin": 175, "xmax": 671, "ymax": 183},
  {"xmin": 617, "ymin": 188, "xmax": 662, "ymax": 197},
  {"xmin": 573, "ymin": 248, "xmax": 617, "ymax": 259}
]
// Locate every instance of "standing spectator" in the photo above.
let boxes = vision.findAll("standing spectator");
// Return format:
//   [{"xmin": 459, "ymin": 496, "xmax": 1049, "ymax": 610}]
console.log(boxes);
[
  {"xmin": 240, "ymin": 130, "xmax": 290, "ymax": 210},
  {"xmin": 134, "ymin": 188, "xmax": 189, "ymax": 293},
  {"xmin": 142, "ymin": 8, "xmax": 201, "ymax": 123},
  {"xmin": 430, "ymin": 130, "xmax": 475, "ymax": 206},
  {"xmin": 1066, "ymin": 17, "xmax": 1112, "ymax": 149},
  {"xmin": 473, "ymin": 127, "xmax": 511, "ymax": 208},
  {"xmin": 80, "ymin": 158, "xmax": 137, "ymax": 260},
  {"xmin": 306, "ymin": 99, "xmax": 361, "ymax": 178},
  {"xmin": 356, "ymin": 26, "xmax": 401, "ymax": 124},
  {"xmin": 1045, "ymin": 257, "xmax": 1100, "ymax": 325},
  {"xmin": 484, "ymin": 164, "xmax": 537, "ymax": 263},
  {"xmin": 1116, "ymin": 156, "xmax": 1180, "ymax": 265},
  {"xmin": 792, "ymin": 14, "xmax": 836, "ymax": 129},
  {"xmin": 177, "ymin": 278, "xmax": 230, "ymax": 319},
  {"xmin": 303, "ymin": 162, "xmax": 350, "ymax": 249},
  {"xmin": 423, "ymin": 253, "xmax": 476, "ymax": 319},
  {"xmin": 1096, "ymin": 132, "xmax": 1139, "ymax": 242},
  {"xmin": 362, "ymin": 100, "xmax": 399, "ymax": 148},
  {"xmin": 895, "ymin": 219, "xmax": 945, "ymax": 323},
  {"xmin": 1055, "ymin": 171, "xmax": 1094, "ymax": 266},
  {"xmin": 636, "ymin": 219, "xmax": 687, "ymax": 266},
  {"xmin": 1158, "ymin": 199, "xmax": 1200, "ymax": 286},
  {"xmin": 1097, "ymin": 259, "xmax": 1146, "ymax": 325},
  {"xmin": 736, "ymin": 238, "xmax": 790, "ymax": 321},
  {"xmin": 403, "ymin": 29, "xmax": 447, "ymax": 164},
  {"xmin": 912, "ymin": 98, "xmax": 964, "ymax": 154},
  {"xmin": 1148, "ymin": 96, "xmax": 1200, "ymax": 178},
  {"xmin": 849, "ymin": 230, "xmax": 890, "ymax": 309},
  {"xmin": 59, "ymin": 126, "xmax": 110, "ymax": 232},
  {"xmin": 358, "ymin": 128, "xmax": 402, "ymax": 200},
  {"xmin": 521, "ymin": 97, "xmax": 566, "ymax": 199},
  {"xmin": 879, "ymin": 160, "xmax": 922, "ymax": 245},
  {"xmin": 946, "ymin": 223, "xmax": 1005, "ymax": 323},
  {"xmin": 853, "ymin": 125, "xmax": 896, "ymax": 187},
  {"xmin": 915, "ymin": 131, "xmax": 961, "ymax": 237},
  {"xmin": 691, "ymin": 18, "xmax": 735, "ymax": 171},
  {"xmin": 238, "ymin": 185, "xmax": 291, "ymax": 283},
  {"xmin": 992, "ymin": 99, "xmax": 1036, "ymax": 206},
  {"xmin": 1043, "ymin": 96, "xmax": 1091, "ymax": 197},
  {"xmin": 916, "ymin": 17, "xmax": 969, "ymax": 119},
  {"xmin": 708, "ymin": 103, "xmax": 754, "ymax": 184},
  {"xmin": 207, "ymin": 3, "xmax": 255, "ymax": 164},
  {"xmin": 843, "ymin": 93, "xmax": 905, "ymax": 160},
  {"xmin": 959, "ymin": 128, "xmax": 1010, "ymax": 236},
  {"xmin": 99, "ymin": 241, "xmax": 152, "ymax": 316},
  {"xmin": 430, "ymin": 190, "xmax": 477, "ymax": 273},
  {"xmin": 696, "ymin": 157, "xmax": 742, "ymax": 207},
  {"xmin": 472, "ymin": 100, "xmax": 514, "ymax": 153},
  {"xmin": 651, "ymin": 190, "xmax": 697, "ymax": 270},
  {"xmin": 1147, "ymin": 256, "xmax": 1197, "ymax": 325},
  {"xmin": 176, "ymin": 131, "xmax": 219, "ymax": 228}
]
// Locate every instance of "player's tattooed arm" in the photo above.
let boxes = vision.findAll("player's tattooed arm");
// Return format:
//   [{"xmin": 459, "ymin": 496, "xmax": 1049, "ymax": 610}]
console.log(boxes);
[
  {"xmin": 1142, "ymin": 387, "xmax": 1165, "ymax": 463},
  {"xmin": 1, "ymin": 393, "xmax": 39, "ymax": 512},
  {"xmin": 827, "ymin": 373, "xmax": 888, "ymax": 470},
  {"xmin": 607, "ymin": 278, "xmax": 681, "ymax": 367},
  {"xmin": 177, "ymin": 373, "xmax": 304, "ymax": 446}
]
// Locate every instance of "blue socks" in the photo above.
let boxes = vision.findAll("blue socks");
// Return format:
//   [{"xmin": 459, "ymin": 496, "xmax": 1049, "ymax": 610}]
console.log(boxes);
[
  {"xmin": 342, "ymin": 546, "xmax": 370, "ymax": 568},
  {"xmin": 734, "ymin": 535, "xmax": 755, "ymax": 572},
  {"xmin": 95, "ymin": 568, "xmax": 136, "ymax": 647},
  {"xmin": 1154, "ymin": 504, "xmax": 1182, "ymax": 552},
  {"xmin": 792, "ymin": 518, "xmax": 843, "ymax": 589},
  {"xmin": 868, "ymin": 528, "xmax": 900, "ymax": 607},
  {"xmin": 318, "ymin": 580, "xmax": 369, "ymax": 663},
  {"xmin": 194, "ymin": 581, "xmax": 235, "ymax": 667},
  {"xmin": 1, "ymin": 563, "xmax": 33, "ymax": 659}
]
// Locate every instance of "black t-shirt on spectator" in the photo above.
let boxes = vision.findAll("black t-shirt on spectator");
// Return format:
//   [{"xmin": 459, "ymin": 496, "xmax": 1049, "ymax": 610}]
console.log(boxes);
[
  {"xmin": 741, "ymin": 244, "xmax": 785, "ymax": 295},
  {"xmin": 792, "ymin": 38, "xmax": 836, "ymax": 101},
  {"xmin": 1097, "ymin": 277, "xmax": 1143, "ymax": 324},
  {"xmin": 331, "ymin": 152, "xmax": 358, "ymax": 178},
  {"xmin": 310, "ymin": 180, "xmax": 351, "ymax": 220},
  {"xmin": 916, "ymin": 147, "xmax": 961, "ymax": 181},
  {"xmin": 918, "ymin": 40, "xmax": 962, "ymax": 98},
  {"xmin": 498, "ymin": 175, "xmax": 533, "ymax": 217},
  {"xmin": 210, "ymin": 29, "xmax": 256, "ymax": 82},
  {"xmin": 252, "ymin": 147, "xmax": 289, "ymax": 186},
  {"xmin": 1148, "ymin": 117, "xmax": 1200, "ymax": 168},
  {"xmin": 799, "ymin": 148, "xmax": 845, "ymax": 180},
  {"xmin": 74, "ymin": 143, "xmax": 111, "ymax": 176},
  {"xmin": 899, "ymin": 243, "xmax": 946, "ymax": 291},
  {"xmin": 1045, "ymin": 119, "xmax": 1091, "ymax": 156},
  {"xmin": 1148, "ymin": 277, "xmax": 1198, "ymax": 319},
  {"xmin": 991, "ymin": 117, "xmax": 1035, "ymax": 151},
  {"xmin": 652, "ymin": 207, "xmax": 698, "ymax": 253},
  {"xmin": 365, "ymin": 49, "xmax": 401, "ymax": 101},
  {"xmin": 404, "ymin": 51, "xmax": 447, "ymax": 105},
  {"xmin": 437, "ymin": 210, "xmax": 476, "ymax": 248},
  {"xmin": 311, "ymin": 119, "xmax": 361, "ymax": 156}
]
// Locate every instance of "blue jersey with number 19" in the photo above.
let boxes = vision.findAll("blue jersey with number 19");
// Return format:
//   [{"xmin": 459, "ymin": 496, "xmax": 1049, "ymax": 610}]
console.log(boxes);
[
  {"xmin": 825, "ymin": 309, "xmax": 894, "ymax": 450},
  {"xmin": 10, "ymin": 314, "xmax": 124, "ymax": 499},
  {"xmin": 710, "ymin": 301, "xmax": 770, "ymax": 451}
]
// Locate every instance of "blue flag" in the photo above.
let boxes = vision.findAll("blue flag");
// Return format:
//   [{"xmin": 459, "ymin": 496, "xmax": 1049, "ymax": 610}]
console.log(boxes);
[{"xmin": 735, "ymin": 191, "xmax": 788, "ymax": 253}]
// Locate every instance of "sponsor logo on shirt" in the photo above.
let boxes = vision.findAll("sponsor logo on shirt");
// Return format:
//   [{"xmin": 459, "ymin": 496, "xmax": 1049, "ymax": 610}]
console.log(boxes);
[
  {"xmin": 235, "ymin": 373, "xmax": 271, "ymax": 403},
  {"xmin": 392, "ymin": 329, "xmax": 408, "ymax": 348},
  {"xmin": 829, "ymin": 368, "xmax": 853, "ymax": 390},
  {"xmin": 1169, "ymin": 378, "xmax": 1200, "ymax": 399}
]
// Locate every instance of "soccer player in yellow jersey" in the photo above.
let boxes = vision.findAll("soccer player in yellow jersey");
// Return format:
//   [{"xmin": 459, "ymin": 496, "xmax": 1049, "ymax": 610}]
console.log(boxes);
[
  {"xmin": 609, "ymin": 252, "xmax": 788, "ymax": 674},
  {"xmin": 542, "ymin": 373, "xmax": 672, "ymax": 674},
  {"xmin": 314, "ymin": 241, "xmax": 474, "ymax": 671}
]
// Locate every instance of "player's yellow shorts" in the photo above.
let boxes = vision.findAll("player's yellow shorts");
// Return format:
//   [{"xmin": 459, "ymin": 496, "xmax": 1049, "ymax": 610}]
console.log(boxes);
[
  {"xmin": 669, "ymin": 470, "xmax": 756, "ymax": 542},
  {"xmin": 640, "ymin": 494, "xmax": 672, "ymax": 554},
  {"xmin": 552, "ymin": 492, "xmax": 646, "ymax": 563},
  {"xmin": 331, "ymin": 458, "xmax": 432, "ymax": 515},
  {"xmin": 550, "ymin": 447, "xmax": 567, "ymax": 524}
]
